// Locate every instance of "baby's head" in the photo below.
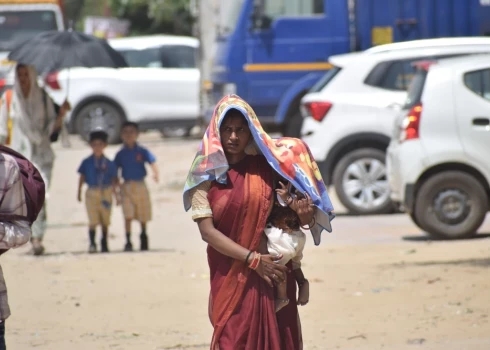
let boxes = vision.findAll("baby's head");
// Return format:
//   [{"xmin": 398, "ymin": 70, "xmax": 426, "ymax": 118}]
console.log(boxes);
[{"xmin": 121, "ymin": 122, "xmax": 139, "ymax": 147}]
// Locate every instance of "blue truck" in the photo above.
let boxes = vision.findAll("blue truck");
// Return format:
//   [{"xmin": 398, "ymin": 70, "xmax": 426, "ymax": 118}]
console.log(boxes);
[{"xmin": 206, "ymin": 0, "xmax": 490, "ymax": 136}]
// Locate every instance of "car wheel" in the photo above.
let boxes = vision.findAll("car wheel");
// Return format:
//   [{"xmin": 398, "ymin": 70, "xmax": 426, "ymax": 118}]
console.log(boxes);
[
  {"xmin": 333, "ymin": 148, "xmax": 393, "ymax": 215},
  {"xmin": 75, "ymin": 101, "xmax": 124, "ymax": 144},
  {"xmin": 414, "ymin": 171, "xmax": 488, "ymax": 239},
  {"xmin": 283, "ymin": 111, "xmax": 303, "ymax": 138},
  {"xmin": 160, "ymin": 126, "xmax": 192, "ymax": 138}
]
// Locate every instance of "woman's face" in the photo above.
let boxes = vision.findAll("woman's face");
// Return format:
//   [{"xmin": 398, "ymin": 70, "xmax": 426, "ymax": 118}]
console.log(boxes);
[
  {"xmin": 220, "ymin": 112, "xmax": 251, "ymax": 156},
  {"xmin": 17, "ymin": 66, "xmax": 31, "ymax": 96}
]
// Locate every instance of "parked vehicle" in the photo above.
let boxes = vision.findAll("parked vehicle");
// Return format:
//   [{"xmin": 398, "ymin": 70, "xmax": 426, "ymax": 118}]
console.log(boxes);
[
  {"xmin": 387, "ymin": 55, "xmax": 490, "ymax": 239},
  {"xmin": 44, "ymin": 35, "xmax": 200, "ymax": 144},
  {"xmin": 300, "ymin": 38, "xmax": 490, "ymax": 215},
  {"xmin": 0, "ymin": 0, "xmax": 65, "ymax": 78},
  {"xmin": 205, "ymin": 0, "xmax": 490, "ymax": 136}
]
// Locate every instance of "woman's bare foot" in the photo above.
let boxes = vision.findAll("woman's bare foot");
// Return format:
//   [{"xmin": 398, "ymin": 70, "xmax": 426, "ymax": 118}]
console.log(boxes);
[
  {"xmin": 275, "ymin": 298, "xmax": 289, "ymax": 312},
  {"xmin": 31, "ymin": 239, "xmax": 45, "ymax": 256}
]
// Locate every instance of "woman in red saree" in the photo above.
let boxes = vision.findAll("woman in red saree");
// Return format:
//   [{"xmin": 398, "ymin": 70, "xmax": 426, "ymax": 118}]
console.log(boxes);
[{"xmin": 184, "ymin": 96, "xmax": 318, "ymax": 349}]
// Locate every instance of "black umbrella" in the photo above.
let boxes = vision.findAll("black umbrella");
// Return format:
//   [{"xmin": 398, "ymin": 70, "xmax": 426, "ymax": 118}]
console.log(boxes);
[{"xmin": 7, "ymin": 30, "xmax": 127, "ymax": 75}]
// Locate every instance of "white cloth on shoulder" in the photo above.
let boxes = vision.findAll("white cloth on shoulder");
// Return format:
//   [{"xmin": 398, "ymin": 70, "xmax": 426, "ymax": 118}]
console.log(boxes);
[{"xmin": 265, "ymin": 225, "xmax": 306, "ymax": 270}]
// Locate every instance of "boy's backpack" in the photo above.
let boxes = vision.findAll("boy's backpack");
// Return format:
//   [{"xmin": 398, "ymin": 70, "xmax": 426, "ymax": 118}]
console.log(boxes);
[{"xmin": 0, "ymin": 145, "xmax": 45, "ymax": 225}]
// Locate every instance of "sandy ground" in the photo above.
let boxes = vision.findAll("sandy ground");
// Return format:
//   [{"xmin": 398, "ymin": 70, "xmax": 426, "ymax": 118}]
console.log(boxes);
[{"xmin": 1, "ymin": 133, "xmax": 489, "ymax": 350}]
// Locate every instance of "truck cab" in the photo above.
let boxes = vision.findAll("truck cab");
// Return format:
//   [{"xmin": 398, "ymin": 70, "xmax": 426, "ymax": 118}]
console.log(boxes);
[{"xmin": 207, "ymin": 0, "xmax": 350, "ymax": 136}]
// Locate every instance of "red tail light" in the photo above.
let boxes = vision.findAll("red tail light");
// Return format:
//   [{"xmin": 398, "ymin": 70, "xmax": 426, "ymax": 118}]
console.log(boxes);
[
  {"xmin": 401, "ymin": 103, "xmax": 422, "ymax": 141},
  {"xmin": 0, "ymin": 79, "xmax": 6, "ymax": 91},
  {"xmin": 304, "ymin": 101, "xmax": 332, "ymax": 122},
  {"xmin": 45, "ymin": 72, "xmax": 61, "ymax": 90}
]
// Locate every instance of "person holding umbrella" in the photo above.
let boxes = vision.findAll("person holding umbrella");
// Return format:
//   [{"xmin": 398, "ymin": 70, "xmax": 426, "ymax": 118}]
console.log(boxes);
[
  {"xmin": 0, "ymin": 64, "xmax": 71, "ymax": 255},
  {"xmin": 0, "ymin": 30, "xmax": 126, "ymax": 255}
]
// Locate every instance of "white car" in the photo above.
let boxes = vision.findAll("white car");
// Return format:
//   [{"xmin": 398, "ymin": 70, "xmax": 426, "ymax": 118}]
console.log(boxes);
[
  {"xmin": 300, "ymin": 37, "xmax": 490, "ymax": 215},
  {"xmin": 44, "ymin": 35, "xmax": 200, "ymax": 144},
  {"xmin": 387, "ymin": 55, "xmax": 490, "ymax": 239}
]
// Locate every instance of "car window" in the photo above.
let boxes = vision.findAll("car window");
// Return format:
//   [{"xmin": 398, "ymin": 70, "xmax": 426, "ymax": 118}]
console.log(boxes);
[
  {"xmin": 309, "ymin": 66, "xmax": 342, "ymax": 92},
  {"xmin": 403, "ymin": 69, "xmax": 428, "ymax": 109},
  {"xmin": 464, "ymin": 69, "xmax": 490, "ymax": 100},
  {"xmin": 118, "ymin": 48, "xmax": 162, "ymax": 68},
  {"xmin": 365, "ymin": 54, "xmax": 468, "ymax": 92},
  {"xmin": 160, "ymin": 45, "xmax": 197, "ymax": 68}
]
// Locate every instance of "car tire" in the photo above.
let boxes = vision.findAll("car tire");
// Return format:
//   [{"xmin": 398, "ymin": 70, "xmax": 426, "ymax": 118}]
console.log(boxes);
[
  {"xmin": 333, "ymin": 148, "xmax": 393, "ymax": 215},
  {"xmin": 414, "ymin": 171, "xmax": 488, "ymax": 239},
  {"xmin": 75, "ymin": 101, "xmax": 124, "ymax": 144},
  {"xmin": 283, "ymin": 111, "xmax": 303, "ymax": 138}
]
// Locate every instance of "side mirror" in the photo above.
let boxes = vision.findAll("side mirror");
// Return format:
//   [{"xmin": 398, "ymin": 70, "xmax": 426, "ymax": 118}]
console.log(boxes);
[{"xmin": 250, "ymin": 5, "xmax": 272, "ymax": 32}]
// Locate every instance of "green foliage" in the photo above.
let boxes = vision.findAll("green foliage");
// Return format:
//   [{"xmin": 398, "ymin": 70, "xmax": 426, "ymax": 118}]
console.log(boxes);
[{"xmin": 109, "ymin": 0, "xmax": 195, "ymax": 36}]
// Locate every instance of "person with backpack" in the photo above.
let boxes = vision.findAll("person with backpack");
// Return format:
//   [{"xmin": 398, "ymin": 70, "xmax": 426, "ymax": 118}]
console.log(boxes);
[
  {"xmin": 0, "ymin": 144, "xmax": 45, "ymax": 349},
  {"xmin": 0, "ymin": 64, "xmax": 71, "ymax": 255}
]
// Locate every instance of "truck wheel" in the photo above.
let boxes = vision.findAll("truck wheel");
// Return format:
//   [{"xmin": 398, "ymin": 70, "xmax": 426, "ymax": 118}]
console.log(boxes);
[
  {"xmin": 75, "ymin": 101, "xmax": 123, "ymax": 144},
  {"xmin": 283, "ymin": 111, "xmax": 303, "ymax": 138},
  {"xmin": 333, "ymin": 148, "xmax": 393, "ymax": 215},
  {"xmin": 414, "ymin": 171, "xmax": 487, "ymax": 239}
]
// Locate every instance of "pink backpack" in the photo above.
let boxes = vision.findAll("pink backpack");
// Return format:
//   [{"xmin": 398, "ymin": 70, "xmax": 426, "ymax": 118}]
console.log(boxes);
[{"xmin": 0, "ymin": 145, "xmax": 45, "ymax": 225}]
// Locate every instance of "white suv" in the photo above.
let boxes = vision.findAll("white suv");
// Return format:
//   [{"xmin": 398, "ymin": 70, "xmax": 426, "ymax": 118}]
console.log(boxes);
[
  {"xmin": 45, "ymin": 35, "xmax": 200, "ymax": 144},
  {"xmin": 300, "ymin": 38, "xmax": 490, "ymax": 215},
  {"xmin": 387, "ymin": 55, "xmax": 490, "ymax": 239}
]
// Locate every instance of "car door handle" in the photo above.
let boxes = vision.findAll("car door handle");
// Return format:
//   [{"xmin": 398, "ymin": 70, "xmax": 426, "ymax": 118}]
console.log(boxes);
[{"xmin": 472, "ymin": 118, "xmax": 490, "ymax": 126}]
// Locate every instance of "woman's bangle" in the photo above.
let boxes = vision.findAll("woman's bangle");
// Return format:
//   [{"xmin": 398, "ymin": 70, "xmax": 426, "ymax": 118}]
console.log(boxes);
[
  {"xmin": 300, "ymin": 217, "xmax": 316, "ymax": 230},
  {"xmin": 245, "ymin": 250, "xmax": 253, "ymax": 264},
  {"xmin": 249, "ymin": 252, "xmax": 261, "ymax": 270}
]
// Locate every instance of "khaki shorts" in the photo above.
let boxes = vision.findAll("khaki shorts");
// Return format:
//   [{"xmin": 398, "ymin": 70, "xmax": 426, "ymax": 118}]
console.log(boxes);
[
  {"xmin": 85, "ymin": 187, "xmax": 113, "ymax": 227},
  {"xmin": 122, "ymin": 181, "xmax": 152, "ymax": 223}
]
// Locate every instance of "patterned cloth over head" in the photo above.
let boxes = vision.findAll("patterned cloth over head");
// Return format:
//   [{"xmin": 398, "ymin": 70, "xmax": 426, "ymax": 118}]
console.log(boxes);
[{"xmin": 183, "ymin": 94, "xmax": 335, "ymax": 245}]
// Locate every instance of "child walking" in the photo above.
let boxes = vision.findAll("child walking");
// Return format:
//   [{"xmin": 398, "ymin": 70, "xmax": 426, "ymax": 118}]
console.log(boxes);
[
  {"xmin": 266, "ymin": 180, "xmax": 311, "ymax": 313},
  {"xmin": 77, "ymin": 130, "xmax": 119, "ymax": 253},
  {"xmin": 115, "ymin": 122, "xmax": 159, "ymax": 252}
]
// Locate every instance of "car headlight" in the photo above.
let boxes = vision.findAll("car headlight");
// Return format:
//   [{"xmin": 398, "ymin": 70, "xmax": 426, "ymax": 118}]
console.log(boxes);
[{"xmin": 223, "ymin": 83, "xmax": 236, "ymax": 95}]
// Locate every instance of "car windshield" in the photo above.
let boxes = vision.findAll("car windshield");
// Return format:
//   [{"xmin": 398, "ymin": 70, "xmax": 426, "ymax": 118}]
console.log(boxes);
[
  {"xmin": 0, "ymin": 11, "xmax": 58, "ymax": 51},
  {"xmin": 118, "ymin": 45, "xmax": 197, "ymax": 68},
  {"xmin": 309, "ymin": 66, "xmax": 342, "ymax": 92},
  {"xmin": 403, "ymin": 68, "xmax": 428, "ymax": 109},
  {"xmin": 219, "ymin": 0, "xmax": 244, "ymax": 35}
]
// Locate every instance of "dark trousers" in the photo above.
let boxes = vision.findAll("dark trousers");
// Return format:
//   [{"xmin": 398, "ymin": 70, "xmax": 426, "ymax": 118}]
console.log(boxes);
[{"xmin": 0, "ymin": 321, "xmax": 6, "ymax": 350}]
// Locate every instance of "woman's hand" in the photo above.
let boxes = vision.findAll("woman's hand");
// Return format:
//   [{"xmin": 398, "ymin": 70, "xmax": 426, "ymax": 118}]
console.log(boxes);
[
  {"xmin": 290, "ymin": 193, "xmax": 315, "ymax": 226},
  {"xmin": 255, "ymin": 254, "xmax": 288, "ymax": 287},
  {"xmin": 59, "ymin": 100, "xmax": 71, "ymax": 117}
]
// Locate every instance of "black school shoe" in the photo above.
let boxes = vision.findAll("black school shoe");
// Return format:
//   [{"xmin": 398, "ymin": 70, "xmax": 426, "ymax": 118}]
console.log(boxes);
[
  {"xmin": 89, "ymin": 243, "xmax": 97, "ymax": 254},
  {"xmin": 124, "ymin": 242, "xmax": 133, "ymax": 252},
  {"xmin": 140, "ymin": 233, "xmax": 149, "ymax": 251},
  {"xmin": 101, "ymin": 238, "xmax": 109, "ymax": 253}
]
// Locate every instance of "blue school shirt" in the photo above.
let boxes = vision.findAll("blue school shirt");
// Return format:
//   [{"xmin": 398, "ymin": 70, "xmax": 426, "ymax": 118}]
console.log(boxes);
[
  {"xmin": 78, "ymin": 155, "xmax": 118, "ymax": 188},
  {"xmin": 114, "ymin": 144, "xmax": 156, "ymax": 181}
]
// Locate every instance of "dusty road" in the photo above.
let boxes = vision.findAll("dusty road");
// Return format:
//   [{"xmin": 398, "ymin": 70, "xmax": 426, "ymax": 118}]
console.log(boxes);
[{"xmin": 1, "ymin": 134, "xmax": 489, "ymax": 350}]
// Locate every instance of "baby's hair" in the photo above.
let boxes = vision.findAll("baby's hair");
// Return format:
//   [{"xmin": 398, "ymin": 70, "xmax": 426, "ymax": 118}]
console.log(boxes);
[
  {"xmin": 122, "ymin": 121, "xmax": 139, "ymax": 131},
  {"xmin": 89, "ymin": 130, "xmax": 108, "ymax": 143}
]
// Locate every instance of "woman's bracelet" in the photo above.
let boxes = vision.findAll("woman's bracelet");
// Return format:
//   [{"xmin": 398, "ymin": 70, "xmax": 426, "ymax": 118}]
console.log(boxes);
[
  {"xmin": 245, "ymin": 250, "xmax": 253, "ymax": 264},
  {"xmin": 300, "ymin": 217, "xmax": 316, "ymax": 230},
  {"xmin": 248, "ymin": 252, "xmax": 261, "ymax": 270}
]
